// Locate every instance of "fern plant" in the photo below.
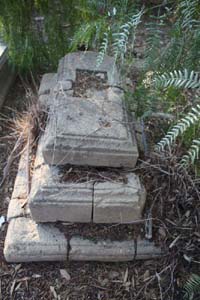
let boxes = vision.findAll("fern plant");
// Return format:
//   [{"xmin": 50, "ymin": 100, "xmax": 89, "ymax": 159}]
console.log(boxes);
[
  {"xmin": 153, "ymin": 69, "xmax": 200, "ymax": 89},
  {"xmin": 155, "ymin": 104, "xmax": 200, "ymax": 152},
  {"xmin": 184, "ymin": 273, "xmax": 200, "ymax": 300}
]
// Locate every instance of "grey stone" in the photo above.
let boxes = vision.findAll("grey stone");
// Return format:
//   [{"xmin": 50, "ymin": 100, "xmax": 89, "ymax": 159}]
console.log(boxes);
[
  {"xmin": 4, "ymin": 217, "xmax": 68, "ymax": 262},
  {"xmin": 29, "ymin": 143, "xmax": 93, "ymax": 222},
  {"xmin": 7, "ymin": 151, "xmax": 30, "ymax": 221},
  {"xmin": 69, "ymin": 237, "xmax": 161, "ymax": 261},
  {"xmin": 38, "ymin": 73, "xmax": 57, "ymax": 96},
  {"xmin": 42, "ymin": 87, "xmax": 138, "ymax": 167},
  {"xmin": 57, "ymin": 51, "xmax": 120, "ymax": 86},
  {"xmin": 93, "ymin": 174, "xmax": 146, "ymax": 223},
  {"xmin": 0, "ymin": 42, "xmax": 16, "ymax": 108}
]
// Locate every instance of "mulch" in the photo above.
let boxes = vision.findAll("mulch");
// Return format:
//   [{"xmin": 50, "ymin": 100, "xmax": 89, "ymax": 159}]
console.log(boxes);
[{"xmin": 0, "ymin": 78, "xmax": 200, "ymax": 299}]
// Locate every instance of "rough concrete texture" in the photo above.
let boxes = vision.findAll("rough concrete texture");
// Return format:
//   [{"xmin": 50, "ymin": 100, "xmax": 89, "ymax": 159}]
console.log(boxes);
[
  {"xmin": 93, "ymin": 174, "xmax": 146, "ymax": 223},
  {"xmin": 7, "ymin": 152, "xmax": 30, "ymax": 221},
  {"xmin": 69, "ymin": 237, "xmax": 161, "ymax": 262},
  {"xmin": 57, "ymin": 51, "xmax": 120, "ymax": 86},
  {"xmin": 29, "ymin": 143, "xmax": 93, "ymax": 222},
  {"xmin": 42, "ymin": 88, "xmax": 138, "ymax": 167},
  {"xmin": 4, "ymin": 217, "xmax": 161, "ymax": 263},
  {"xmin": 4, "ymin": 217, "xmax": 68, "ymax": 262},
  {"xmin": 0, "ymin": 43, "xmax": 15, "ymax": 108},
  {"xmin": 38, "ymin": 73, "xmax": 57, "ymax": 96}
]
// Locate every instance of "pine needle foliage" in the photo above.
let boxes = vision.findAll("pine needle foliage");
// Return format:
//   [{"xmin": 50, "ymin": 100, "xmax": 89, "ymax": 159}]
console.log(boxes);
[{"xmin": 183, "ymin": 273, "xmax": 200, "ymax": 300}]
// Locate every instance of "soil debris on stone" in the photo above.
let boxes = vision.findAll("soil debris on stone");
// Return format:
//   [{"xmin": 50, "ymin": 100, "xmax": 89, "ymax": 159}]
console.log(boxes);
[
  {"xmin": 73, "ymin": 69, "xmax": 108, "ymax": 98},
  {"xmin": 59, "ymin": 165, "xmax": 128, "ymax": 184}
]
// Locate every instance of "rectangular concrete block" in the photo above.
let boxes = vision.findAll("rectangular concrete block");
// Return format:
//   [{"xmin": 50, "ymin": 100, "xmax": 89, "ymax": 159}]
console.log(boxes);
[
  {"xmin": 7, "ymin": 151, "xmax": 30, "ymax": 221},
  {"xmin": 42, "ymin": 88, "xmax": 138, "ymax": 167},
  {"xmin": 57, "ymin": 51, "xmax": 120, "ymax": 86},
  {"xmin": 4, "ymin": 217, "xmax": 68, "ymax": 262},
  {"xmin": 93, "ymin": 174, "xmax": 146, "ymax": 223},
  {"xmin": 0, "ymin": 42, "xmax": 16, "ymax": 108},
  {"xmin": 38, "ymin": 73, "xmax": 57, "ymax": 96},
  {"xmin": 69, "ymin": 237, "xmax": 161, "ymax": 262},
  {"xmin": 29, "ymin": 142, "xmax": 93, "ymax": 222}
]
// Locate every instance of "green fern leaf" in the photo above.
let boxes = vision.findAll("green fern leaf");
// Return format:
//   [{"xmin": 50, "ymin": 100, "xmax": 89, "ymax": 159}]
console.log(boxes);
[
  {"xmin": 183, "ymin": 273, "xmax": 200, "ymax": 299},
  {"xmin": 155, "ymin": 105, "xmax": 200, "ymax": 152},
  {"xmin": 153, "ymin": 69, "xmax": 200, "ymax": 89}
]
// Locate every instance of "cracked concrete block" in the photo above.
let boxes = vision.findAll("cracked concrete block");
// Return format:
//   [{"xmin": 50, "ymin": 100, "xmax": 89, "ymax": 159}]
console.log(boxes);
[
  {"xmin": 7, "ymin": 152, "xmax": 30, "ymax": 221},
  {"xmin": 93, "ymin": 174, "xmax": 146, "ymax": 223},
  {"xmin": 69, "ymin": 237, "xmax": 161, "ymax": 261},
  {"xmin": 42, "ymin": 88, "xmax": 138, "ymax": 167},
  {"xmin": 29, "ymin": 143, "xmax": 93, "ymax": 222},
  {"xmin": 57, "ymin": 51, "xmax": 120, "ymax": 86},
  {"xmin": 4, "ymin": 217, "xmax": 68, "ymax": 262}
]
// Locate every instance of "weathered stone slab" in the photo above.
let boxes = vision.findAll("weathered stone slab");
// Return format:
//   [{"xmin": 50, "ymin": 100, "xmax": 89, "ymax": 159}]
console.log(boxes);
[
  {"xmin": 0, "ymin": 42, "xmax": 16, "ymax": 108},
  {"xmin": 4, "ymin": 217, "xmax": 162, "ymax": 262},
  {"xmin": 4, "ymin": 217, "xmax": 68, "ymax": 262},
  {"xmin": 7, "ymin": 151, "xmax": 30, "ymax": 221},
  {"xmin": 42, "ymin": 87, "xmax": 138, "ymax": 167},
  {"xmin": 38, "ymin": 73, "xmax": 57, "ymax": 96},
  {"xmin": 69, "ymin": 237, "xmax": 161, "ymax": 261},
  {"xmin": 29, "ymin": 143, "xmax": 93, "ymax": 222},
  {"xmin": 93, "ymin": 174, "xmax": 146, "ymax": 223},
  {"xmin": 57, "ymin": 51, "xmax": 120, "ymax": 86}
]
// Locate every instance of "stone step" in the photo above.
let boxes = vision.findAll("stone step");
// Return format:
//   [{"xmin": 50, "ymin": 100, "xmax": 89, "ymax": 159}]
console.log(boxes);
[
  {"xmin": 28, "ymin": 142, "xmax": 146, "ymax": 223},
  {"xmin": 40, "ymin": 51, "xmax": 138, "ymax": 168},
  {"xmin": 4, "ymin": 217, "xmax": 162, "ymax": 263}
]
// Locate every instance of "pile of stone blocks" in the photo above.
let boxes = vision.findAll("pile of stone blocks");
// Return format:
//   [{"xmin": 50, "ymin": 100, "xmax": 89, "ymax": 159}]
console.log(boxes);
[{"xmin": 4, "ymin": 52, "xmax": 161, "ymax": 262}]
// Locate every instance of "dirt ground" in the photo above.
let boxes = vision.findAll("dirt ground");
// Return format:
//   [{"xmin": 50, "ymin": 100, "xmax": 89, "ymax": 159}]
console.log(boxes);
[{"xmin": 0, "ymin": 79, "xmax": 199, "ymax": 300}]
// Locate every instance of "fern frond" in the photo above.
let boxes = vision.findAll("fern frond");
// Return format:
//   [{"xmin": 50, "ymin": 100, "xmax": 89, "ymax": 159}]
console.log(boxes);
[
  {"xmin": 96, "ymin": 32, "xmax": 109, "ymax": 68},
  {"xmin": 153, "ymin": 69, "xmax": 200, "ymax": 89},
  {"xmin": 155, "ymin": 104, "xmax": 200, "ymax": 152},
  {"xmin": 179, "ymin": 0, "xmax": 200, "ymax": 29},
  {"xmin": 181, "ymin": 138, "xmax": 200, "ymax": 166},
  {"xmin": 183, "ymin": 273, "xmax": 200, "ymax": 300},
  {"xmin": 112, "ymin": 8, "xmax": 144, "ymax": 62}
]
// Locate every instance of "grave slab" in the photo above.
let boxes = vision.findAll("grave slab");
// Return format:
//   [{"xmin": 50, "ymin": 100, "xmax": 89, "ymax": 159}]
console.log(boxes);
[
  {"xmin": 42, "ymin": 87, "xmax": 138, "ymax": 167},
  {"xmin": 4, "ymin": 217, "xmax": 68, "ymax": 262},
  {"xmin": 4, "ymin": 217, "xmax": 162, "ymax": 263},
  {"xmin": 69, "ymin": 237, "xmax": 161, "ymax": 262},
  {"xmin": 93, "ymin": 174, "xmax": 146, "ymax": 223},
  {"xmin": 29, "ymin": 143, "xmax": 93, "ymax": 223},
  {"xmin": 7, "ymin": 151, "xmax": 30, "ymax": 221},
  {"xmin": 57, "ymin": 51, "xmax": 120, "ymax": 86},
  {"xmin": 38, "ymin": 73, "xmax": 57, "ymax": 97}
]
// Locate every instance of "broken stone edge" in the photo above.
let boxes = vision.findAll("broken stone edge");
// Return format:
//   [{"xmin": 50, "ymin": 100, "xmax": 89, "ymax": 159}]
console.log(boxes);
[{"xmin": 4, "ymin": 216, "xmax": 162, "ymax": 263}]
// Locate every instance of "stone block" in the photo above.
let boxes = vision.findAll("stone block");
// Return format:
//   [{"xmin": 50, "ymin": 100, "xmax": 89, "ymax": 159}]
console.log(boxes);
[
  {"xmin": 69, "ymin": 237, "xmax": 161, "ymax": 261},
  {"xmin": 4, "ymin": 217, "xmax": 68, "ymax": 262},
  {"xmin": 57, "ymin": 51, "xmax": 120, "ymax": 86},
  {"xmin": 0, "ymin": 42, "xmax": 16, "ymax": 108},
  {"xmin": 42, "ymin": 88, "xmax": 138, "ymax": 167},
  {"xmin": 29, "ymin": 143, "xmax": 93, "ymax": 222},
  {"xmin": 93, "ymin": 174, "xmax": 146, "ymax": 223},
  {"xmin": 7, "ymin": 151, "xmax": 30, "ymax": 221},
  {"xmin": 38, "ymin": 73, "xmax": 57, "ymax": 96}
]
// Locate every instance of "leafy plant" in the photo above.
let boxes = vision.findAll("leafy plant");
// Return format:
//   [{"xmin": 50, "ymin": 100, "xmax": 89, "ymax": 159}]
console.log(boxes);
[
  {"xmin": 184, "ymin": 273, "xmax": 200, "ymax": 300},
  {"xmin": 153, "ymin": 69, "xmax": 200, "ymax": 89},
  {"xmin": 155, "ymin": 104, "xmax": 200, "ymax": 152}
]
